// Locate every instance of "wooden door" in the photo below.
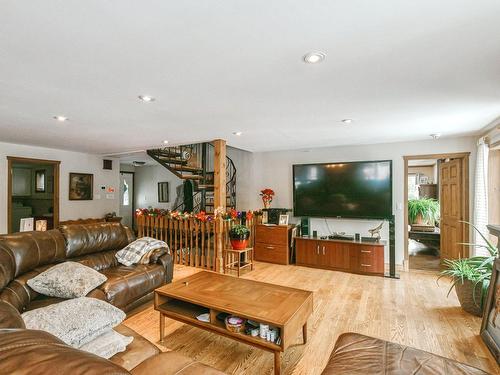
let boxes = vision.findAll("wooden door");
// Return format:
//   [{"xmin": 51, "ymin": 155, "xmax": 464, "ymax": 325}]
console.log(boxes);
[
  {"xmin": 296, "ymin": 239, "xmax": 320, "ymax": 266},
  {"xmin": 322, "ymin": 242, "xmax": 350, "ymax": 270},
  {"xmin": 440, "ymin": 159, "xmax": 465, "ymax": 260}
]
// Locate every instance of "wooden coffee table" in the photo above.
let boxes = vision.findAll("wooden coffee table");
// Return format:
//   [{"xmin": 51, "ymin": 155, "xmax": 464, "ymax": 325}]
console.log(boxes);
[{"xmin": 154, "ymin": 271, "xmax": 313, "ymax": 375}]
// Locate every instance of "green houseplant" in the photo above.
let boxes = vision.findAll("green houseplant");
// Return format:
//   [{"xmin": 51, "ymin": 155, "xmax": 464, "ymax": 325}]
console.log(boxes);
[
  {"xmin": 408, "ymin": 198, "xmax": 440, "ymax": 225},
  {"xmin": 229, "ymin": 224, "xmax": 250, "ymax": 250},
  {"xmin": 439, "ymin": 222, "xmax": 498, "ymax": 316}
]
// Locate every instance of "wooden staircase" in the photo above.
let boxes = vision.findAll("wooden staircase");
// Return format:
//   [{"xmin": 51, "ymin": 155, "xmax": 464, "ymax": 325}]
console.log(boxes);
[{"xmin": 146, "ymin": 142, "xmax": 236, "ymax": 214}]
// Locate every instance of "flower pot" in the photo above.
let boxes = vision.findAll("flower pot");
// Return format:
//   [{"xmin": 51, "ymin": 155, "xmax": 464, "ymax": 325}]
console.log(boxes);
[
  {"xmin": 454, "ymin": 279, "xmax": 483, "ymax": 317},
  {"xmin": 230, "ymin": 239, "xmax": 248, "ymax": 250}
]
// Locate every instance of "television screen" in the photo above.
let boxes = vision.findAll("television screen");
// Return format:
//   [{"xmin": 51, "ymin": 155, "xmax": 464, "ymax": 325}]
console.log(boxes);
[{"xmin": 293, "ymin": 160, "xmax": 392, "ymax": 219}]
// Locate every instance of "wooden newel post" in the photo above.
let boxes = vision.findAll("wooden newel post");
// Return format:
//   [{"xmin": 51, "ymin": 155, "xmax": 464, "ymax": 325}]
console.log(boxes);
[{"xmin": 213, "ymin": 139, "xmax": 227, "ymax": 273}]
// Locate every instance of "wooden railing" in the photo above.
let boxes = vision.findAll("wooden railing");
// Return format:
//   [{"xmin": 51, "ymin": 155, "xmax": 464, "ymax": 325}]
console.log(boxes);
[{"xmin": 136, "ymin": 215, "xmax": 259, "ymax": 272}]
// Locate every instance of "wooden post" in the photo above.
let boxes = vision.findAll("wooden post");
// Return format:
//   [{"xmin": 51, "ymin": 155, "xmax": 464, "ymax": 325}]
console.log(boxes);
[{"xmin": 214, "ymin": 139, "xmax": 227, "ymax": 273}]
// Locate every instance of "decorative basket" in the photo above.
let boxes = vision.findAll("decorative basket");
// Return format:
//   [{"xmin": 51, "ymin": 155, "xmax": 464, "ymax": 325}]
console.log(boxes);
[
  {"xmin": 225, "ymin": 316, "xmax": 245, "ymax": 333},
  {"xmin": 455, "ymin": 279, "xmax": 483, "ymax": 317}
]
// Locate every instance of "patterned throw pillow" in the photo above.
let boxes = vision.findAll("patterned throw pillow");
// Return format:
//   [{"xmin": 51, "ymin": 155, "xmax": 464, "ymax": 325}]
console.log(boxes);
[
  {"xmin": 27, "ymin": 261, "xmax": 107, "ymax": 298},
  {"xmin": 22, "ymin": 297, "xmax": 125, "ymax": 348},
  {"xmin": 79, "ymin": 329, "xmax": 133, "ymax": 359}
]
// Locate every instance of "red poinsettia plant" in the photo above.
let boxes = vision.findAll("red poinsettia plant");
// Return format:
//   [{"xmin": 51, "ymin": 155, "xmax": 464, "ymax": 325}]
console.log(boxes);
[{"xmin": 259, "ymin": 188, "xmax": 275, "ymax": 208}]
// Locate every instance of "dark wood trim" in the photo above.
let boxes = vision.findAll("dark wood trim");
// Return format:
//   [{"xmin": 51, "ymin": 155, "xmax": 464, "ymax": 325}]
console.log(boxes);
[
  {"xmin": 7, "ymin": 156, "xmax": 60, "ymax": 234},
  {"xmin": 403, "ymin": 152, "xmax": 470, "ymax": 270}
]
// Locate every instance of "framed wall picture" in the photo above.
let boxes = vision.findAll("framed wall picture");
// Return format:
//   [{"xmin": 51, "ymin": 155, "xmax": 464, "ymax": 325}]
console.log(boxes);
[
  {"xmin": 278, "ymin": 214, "xmax": 289, "ymax": 226},
  {"xmin": 35, "ymin": 170, "xmax": 46, "ymax": 192},
  {"xmin": 262, "ymin": 211, "xmax": 268, "ymax": 224},
  {"xmin": 480, "ymin": 258, "xmax": 500, "ymax": 363},
  {"xmin": 69, "ymin": 173, "xmax": 93, "ymax": 200},
  {"xmin": 158, "ymin": 182, "xmax": 169, "ymax": 203}
]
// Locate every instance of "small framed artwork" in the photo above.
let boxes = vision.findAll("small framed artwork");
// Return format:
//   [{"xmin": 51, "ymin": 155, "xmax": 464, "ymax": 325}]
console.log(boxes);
[
  {"xmin": 35, "ymin": 220, "xmax": 47, "ymax": 232},
  {"xmin": 419, "ymin": 175, "xmax": 429, "ymax": 184},
  {"xmin": 69, "ymin": 173, "xmax": 93, "ymax": 200},
  {"xmin": 158, "ymin": 182, "xmax": 169, "ymax": 203},
  {"xmin": 35, "ymin": 170, "xmax": 46, "ymax": 192},
  {"xmin": 480, "ymin": 258, "xmax": 500, "ymax": 363},
  {"xmin": 278, "ymin": 214, "xmax": 289, "ymax": 226},
  {"xmin": 262, "ymin": 211, "xmax": 268, "ymax": 224}
]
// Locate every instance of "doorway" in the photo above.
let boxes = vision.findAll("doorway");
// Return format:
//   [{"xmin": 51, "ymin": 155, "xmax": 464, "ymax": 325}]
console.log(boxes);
[
  {"xmin": 119, "ymin": 171, "xmax": 135, "ymax": 229},
  {"xmin": 7, "ymin": 156, "xmax": 60, "ymax": 234},
  {"xmin": 403, "ymin": 153, "xmax": 470, "ymax": 271}
]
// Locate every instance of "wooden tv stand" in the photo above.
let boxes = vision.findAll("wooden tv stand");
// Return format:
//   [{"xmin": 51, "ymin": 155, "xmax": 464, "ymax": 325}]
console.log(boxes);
[{"xmin": 295, "ymin": 237, "xmax": 385, "ymax": 276}]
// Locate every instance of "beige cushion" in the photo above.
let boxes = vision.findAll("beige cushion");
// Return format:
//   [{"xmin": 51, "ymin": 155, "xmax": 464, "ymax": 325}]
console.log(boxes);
[
  {"xmin": 79, "ymin": 329, "xmax": 133, "ymax": 359},
  {"xmin": 22, "ymin": 297, "xmax": 125, "ymax": 348},
  {"xmin": 27, "ymin": 261, "xmax": 107, "ymax": 298}
]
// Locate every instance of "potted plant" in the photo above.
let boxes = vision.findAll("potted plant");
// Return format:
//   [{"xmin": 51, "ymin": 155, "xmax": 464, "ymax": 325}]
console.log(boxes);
[
  {"xmin": 439, "ymin": 222, "xmax": 498, "ymax": 316},
  {"xmin": 229, "ymin": 224, "xmax": 250, "ymax": 250},
  {"xmin": 408, "ymin": 198, "xmax": 440, "ymax": 226}
]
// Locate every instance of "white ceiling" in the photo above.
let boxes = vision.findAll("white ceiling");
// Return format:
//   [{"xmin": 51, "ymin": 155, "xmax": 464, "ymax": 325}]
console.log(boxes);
[{"xmin": 1, "ymin": 1, "xmax": 499, "ymax": 154}]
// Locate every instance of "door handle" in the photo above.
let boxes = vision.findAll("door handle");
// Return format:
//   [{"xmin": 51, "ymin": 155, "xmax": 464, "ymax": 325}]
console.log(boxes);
[
  {"xmin": 266, "ymin": 246, "xmax": 274, "ymax": 250},
  {"xmin": 322, "ymin": 246, "xmax": 325, "ymax": 255},
  {"xmin": 361, "ymin": 264, "xmax": 372, "ymax": 267},
  {"xmin": 316, "ymin": 245, "xmax": 320, "ymax": 255},
  {"xmin": 361, "ymin": 250, "xmax": 371, "ymax": 253}
]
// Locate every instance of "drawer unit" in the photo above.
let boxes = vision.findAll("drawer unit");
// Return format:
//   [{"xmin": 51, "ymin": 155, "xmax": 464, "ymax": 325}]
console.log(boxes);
[
  {"xmin": 254, "ymin": 224, "xmax": 294, "ymax": 265},
  {"xmin": 254, "ymin": 243, "xmax": 289, "ymax": 264},
  {"xmin": 296, "ymin": 237, "xmax": 385, "ymax": 276}
]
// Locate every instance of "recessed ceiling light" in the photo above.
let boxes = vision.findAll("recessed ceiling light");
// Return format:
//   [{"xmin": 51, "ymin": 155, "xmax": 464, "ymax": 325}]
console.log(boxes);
[
  {"xmin": 162, "ymin": 140, "xmax": 169, "ymax": 144},
  {"xmin": 430, "ymin": 133, "xmax": 441, "ymax": 140},
  {"xmin": 138, "ymin": 95, "xmax": 155, "ymax": 102},
  {"xmin": 53, "ymin": 115, "xmax": 68, "ymax": 122},
  {"xmin": 303, "ymin": 51, "xmax": 326, "ymax": 64},
  {"xmin": 132, "ymin": 161, "xmax": 146, "ymax": 166},
  {"xmin": 341, "ymin": 119, "xmax": 353, "ymax": 124},
  {"xmin": 233, "ymin": 131, "xmax": 243, "ymax": 136}
]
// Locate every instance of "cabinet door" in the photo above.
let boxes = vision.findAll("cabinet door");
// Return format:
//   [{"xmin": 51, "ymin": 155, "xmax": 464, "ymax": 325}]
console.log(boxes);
[
  {"xmin": 321, "ymin": 242, "xmax": 350, "ymax": 270},
  {"xmin": 12, "ymin": 168, "xmax": 32, "ymax": 196},
  {"xmin": 296, "ymin": 240, "xmax": 320, "ymax": 266}
]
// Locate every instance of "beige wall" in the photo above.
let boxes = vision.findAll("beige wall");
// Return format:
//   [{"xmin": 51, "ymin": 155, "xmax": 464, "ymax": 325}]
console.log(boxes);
[
  {"xmin": 0, "ymin": 141, "xmax": 120, "ymax": 234},
  {"xmin": 248, "ymin": 136, "xmax": 477, "ymax": 265}
]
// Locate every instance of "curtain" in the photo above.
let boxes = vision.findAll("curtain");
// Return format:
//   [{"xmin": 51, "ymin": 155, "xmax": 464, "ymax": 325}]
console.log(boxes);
[{"xmin": 473, "ymin": 137, "xmax": 489, "ymax": 255}]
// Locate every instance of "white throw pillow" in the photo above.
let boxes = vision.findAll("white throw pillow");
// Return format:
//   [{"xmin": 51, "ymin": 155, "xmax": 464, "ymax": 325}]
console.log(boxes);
[
  {"xmin": 27, "ymin": 261, "xmax": 107, "ymax": 298},
  {"xmin": 22, "ymin": 297, "xmax": 125, "ymax": 348},
  {"xmin": 79, "ymin": 329, "xmax": 133, "ymax": 359}
]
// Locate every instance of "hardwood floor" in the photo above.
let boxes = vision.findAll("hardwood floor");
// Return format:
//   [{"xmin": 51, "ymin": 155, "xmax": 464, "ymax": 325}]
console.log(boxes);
[{"xmin": 124, "ymin": 263, "xmax": 499, "ymax": 374}]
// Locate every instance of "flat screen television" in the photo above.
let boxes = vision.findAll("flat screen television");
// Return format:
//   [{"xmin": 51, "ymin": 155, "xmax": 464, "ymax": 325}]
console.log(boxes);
[{"xmin": 293, "ymin": 160, "xmax": 392, "ymax": 219}]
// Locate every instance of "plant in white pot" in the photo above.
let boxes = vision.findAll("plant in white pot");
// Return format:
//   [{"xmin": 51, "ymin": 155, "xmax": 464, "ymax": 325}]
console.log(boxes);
[{"xmin": 438, "ymin": 222, "xmax": 498, "ymax": 316}]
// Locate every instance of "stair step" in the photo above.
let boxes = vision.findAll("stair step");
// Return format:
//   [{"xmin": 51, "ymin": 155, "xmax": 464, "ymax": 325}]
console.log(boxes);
[
  {"xmin": 180, "ymin": 175, "xmax": 204, "ymax": 180},
  {"xmin": 156, "ymin": 157, "xmax": 188, "ymax": 166},
  {"xmin": 170, "ymin": 165, "xmax": 204, "ymax": 173},
  {"xmin": 155, "ymin": 150, "xmax": 183, "ymax": 158},
  {"xmin": 197, "ymin": 184, "xmax": 214, "ymax": 190}
]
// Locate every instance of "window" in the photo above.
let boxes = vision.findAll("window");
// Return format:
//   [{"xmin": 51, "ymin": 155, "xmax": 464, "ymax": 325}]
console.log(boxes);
[
  {"xmin": 408, "ymin": 173, "xmax": 419, "ymax": 200},
  {"xmin": 122, "ymin": 179, "xmax": 129, "ymax": 206}
]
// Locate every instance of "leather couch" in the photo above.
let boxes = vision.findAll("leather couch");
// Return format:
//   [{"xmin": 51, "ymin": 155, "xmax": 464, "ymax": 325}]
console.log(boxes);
[
  {"xmin": 0, "ymin": 222, "xmax": 173, "ymax": 313},
  {"xmin": 0, "ymin": 301, "xmax": 225, "ymax": 375},
  {"xmin": 322, "ymin": 332, "xmax": 490, "ymax": 374}
]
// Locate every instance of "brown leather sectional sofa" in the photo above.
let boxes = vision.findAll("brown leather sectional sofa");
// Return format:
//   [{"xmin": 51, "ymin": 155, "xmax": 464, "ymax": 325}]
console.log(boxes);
[
  {"xmin": 322, "ymin": 332, "xmax": 490, "ymax": 375},
  {"xmin": 0, "ymin": 222, "xmax": 173, "ymax": 312},
  {"xmin": 0, "ymin": 222, "xmax": 226, "ymax": 374}
]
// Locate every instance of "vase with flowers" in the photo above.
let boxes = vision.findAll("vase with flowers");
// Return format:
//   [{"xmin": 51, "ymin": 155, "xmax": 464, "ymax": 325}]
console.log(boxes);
[{"xmin": 260, "ymin": 188, "xmax": 275, "ymax": 209}]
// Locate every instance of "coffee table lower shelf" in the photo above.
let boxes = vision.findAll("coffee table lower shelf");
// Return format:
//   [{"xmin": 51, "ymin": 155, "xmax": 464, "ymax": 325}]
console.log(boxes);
[{"xmin": 155, "ymin": 297, "xmax": 306, "ymax": 375}]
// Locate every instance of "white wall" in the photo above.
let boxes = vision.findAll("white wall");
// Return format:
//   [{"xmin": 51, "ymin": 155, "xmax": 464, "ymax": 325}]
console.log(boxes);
[
  {"xmin": 247, "ymin": 136, "xmax": 477, "ymax": 266},
  {"xmin": 227, "ymin": 146, "xmax": 255, "ymax": 210},
  {"xmin": 133, "ymin": 165, "xmax": 183, "ymax": 210},
  {"xmin": 0, "ymin": 141, "xmax": 120, "ymax": 233}
]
